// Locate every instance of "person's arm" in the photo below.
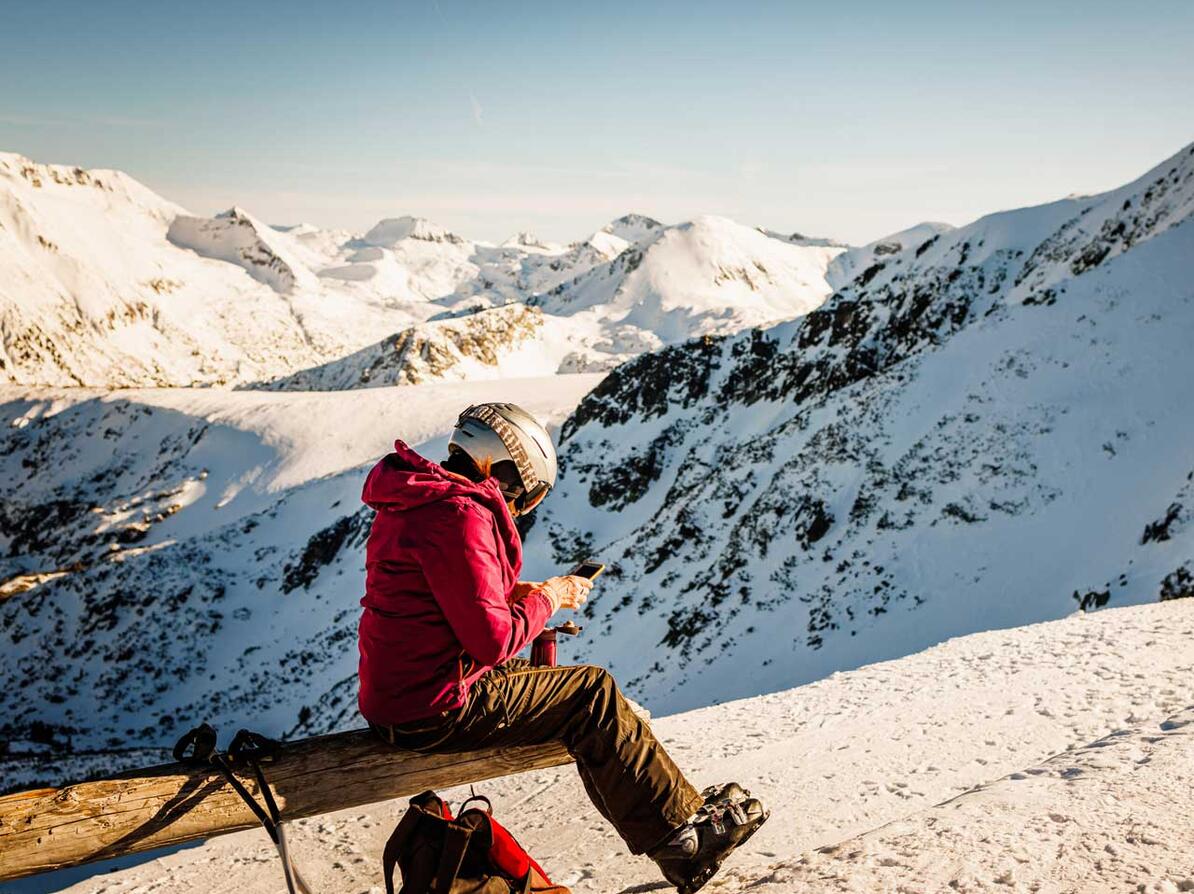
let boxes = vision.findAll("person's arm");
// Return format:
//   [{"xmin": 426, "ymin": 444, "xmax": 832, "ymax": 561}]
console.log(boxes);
[
  {"xmin": 418, "ymin": 503, "xmax": 553, "ymax": 667},
  {"xmin": 511, "ymin": 581, "xmax": 542, "ymax": 602}
]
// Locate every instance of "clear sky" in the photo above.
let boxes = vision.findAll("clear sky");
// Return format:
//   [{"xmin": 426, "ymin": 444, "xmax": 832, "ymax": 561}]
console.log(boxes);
[{"xmin": 2, "ymin": 0, "xmax": 1191, "ymax": 245}]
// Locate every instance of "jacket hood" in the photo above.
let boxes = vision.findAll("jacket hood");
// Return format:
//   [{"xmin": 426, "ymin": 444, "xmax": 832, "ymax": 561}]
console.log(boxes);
[{"xmin": 362, "ymin": 440, "xmax": 508, "ymax": 513}]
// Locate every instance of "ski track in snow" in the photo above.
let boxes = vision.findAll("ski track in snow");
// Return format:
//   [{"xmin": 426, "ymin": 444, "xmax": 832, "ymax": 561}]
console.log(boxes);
[
  {"xmin": 42, "ymin": 600, "xmax": 1194, "ymax": 894},
  {"xmin": 747, "ymin": 707, "xmax": 1194, "ymax": 893}
]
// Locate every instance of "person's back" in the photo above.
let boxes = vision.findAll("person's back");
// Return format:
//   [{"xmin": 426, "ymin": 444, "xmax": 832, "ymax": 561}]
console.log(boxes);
[{"xmin": 358, "ymin": 441, "xmax": 549, "ymax": 725}]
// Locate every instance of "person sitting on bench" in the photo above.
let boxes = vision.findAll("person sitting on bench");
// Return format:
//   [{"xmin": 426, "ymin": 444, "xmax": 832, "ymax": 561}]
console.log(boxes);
[{"xmin": 357, "ymin": 402, "xmax": 767, "ymax": 893}]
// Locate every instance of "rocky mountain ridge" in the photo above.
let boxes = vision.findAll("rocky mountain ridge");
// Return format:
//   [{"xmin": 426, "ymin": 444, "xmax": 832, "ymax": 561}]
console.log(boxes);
[
  {"xmin": 251, "ymin": 303, "xmax": 559, "ymax": 390},
  {"xmin": 524, "ymin": 142, "xmax": 1194, "ymax": 710}
]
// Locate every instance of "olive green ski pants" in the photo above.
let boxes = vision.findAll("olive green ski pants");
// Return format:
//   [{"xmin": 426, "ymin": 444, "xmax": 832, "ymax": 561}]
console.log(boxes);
[{"xmin": 372, "ymin": 660, "xmax": 703, "ymax": 855}]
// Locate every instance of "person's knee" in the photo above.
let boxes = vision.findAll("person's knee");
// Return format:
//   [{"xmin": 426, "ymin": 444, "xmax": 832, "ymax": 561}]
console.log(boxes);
[
  {"xmin": 577, "ymin": 665, "xmax": 621, "ymax": 721},
  {"xmin": 576, "ymin": 664, "xmax": 616, "ymax": 695},
  {"xmin": 593, "ymin": 664, "xmax": 617, "ymax": 686}
]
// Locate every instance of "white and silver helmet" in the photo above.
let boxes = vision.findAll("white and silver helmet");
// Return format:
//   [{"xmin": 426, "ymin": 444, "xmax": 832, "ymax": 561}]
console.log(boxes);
[{"xmin": 449, "ymin": 403, "xmax": 557, "ymax": 513}]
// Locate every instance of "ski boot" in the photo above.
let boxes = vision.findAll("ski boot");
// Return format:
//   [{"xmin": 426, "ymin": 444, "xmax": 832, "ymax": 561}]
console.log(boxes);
[
  {"xmin": 699, "ymin": 782, "xmax": 751, "ymax": 805},
  {"xmin": 651, "ymin": 783, "xmax": 769, "ymax": 894}
]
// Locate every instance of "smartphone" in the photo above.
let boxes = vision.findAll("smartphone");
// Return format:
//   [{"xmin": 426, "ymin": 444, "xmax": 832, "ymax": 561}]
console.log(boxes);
[{"xmin": 568, "ymin": 560, "xmax": 605, "ymax": 580}]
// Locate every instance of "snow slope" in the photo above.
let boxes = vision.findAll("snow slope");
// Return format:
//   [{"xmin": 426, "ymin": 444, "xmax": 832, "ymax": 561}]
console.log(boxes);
[
  {"xmin": 755, "ymin": 707, "xmax": 1194, "ymax": 892},
  {"xmin": 3, "ymin": 142, "xmax": 1193, "ymax": 894},
  {"xmin": 1, "ymin": 152, "xmax": 843, "ymax": 389},
  {"xmin": 30, "ymin": 600, "xmax": 1194, "ymax": 894},
  {"xmin": 3, "ymin": 143, "xmax": 1192, "ymax": 796},
  {"xmin": 525, "ymin": 142, "xmax": 1194, "ymax": 713},
  {"xmin": 826, "ymin": 220, "xmax": 954, "ymax": 289}
]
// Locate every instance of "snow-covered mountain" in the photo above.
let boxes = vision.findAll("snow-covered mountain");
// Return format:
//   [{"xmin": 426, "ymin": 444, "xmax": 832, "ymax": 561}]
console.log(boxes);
[
  {"xmin": 530, "ymin": 214, "xmax": 844, "ymax": 343},
  {"xmin": 524, "ymin": 142, "xmax": 1194, "ymax": 711},
  {"xmin": 826, "ymin": 220, "xmax": 954, "ymax": 288},
  {"xmin": 363, "ymin": 215, "xmax": 468, "ymax": 247},
  {"xmin": 0, "ymin": 153, "xmax": 844, "ymax": 389},
  {"xmin": 33, "ymin": 600, "xmax": 1194, "ymax": 894},
  {"xmin": 252, "ymin": 304, "xmax": 569, "ymax": 390},
  {"xmin": 167, "ymin": 207, "xmax": 320, "ymax": 293},
  {"xmin": 0, "ymin": 154, "xmax": 435, "ymax": 387},
  {"xmin": 3, "ymin": 144, "xmax": 1192, "ymax": 795},
  {"xmin": 601, "ymin": 212, "xmax": 664, "ymax": 244}
]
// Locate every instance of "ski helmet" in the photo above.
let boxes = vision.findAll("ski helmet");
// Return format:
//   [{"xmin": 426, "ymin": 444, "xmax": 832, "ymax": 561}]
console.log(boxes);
[{"xmin": 449, "ymin": 403, "xmax": 557, "ymax": 513}]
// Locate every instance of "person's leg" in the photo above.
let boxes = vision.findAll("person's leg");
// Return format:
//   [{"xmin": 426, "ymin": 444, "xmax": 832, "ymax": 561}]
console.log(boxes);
[{"xmin": 392, "ymin": 661, "xmax": 703, "ymax": 855}]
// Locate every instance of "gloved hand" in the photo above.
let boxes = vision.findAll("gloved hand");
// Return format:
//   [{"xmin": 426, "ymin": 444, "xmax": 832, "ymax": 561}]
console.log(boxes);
[{"xmin": 534, "ymin": 575, "xmax": 593, "ymax": 612}]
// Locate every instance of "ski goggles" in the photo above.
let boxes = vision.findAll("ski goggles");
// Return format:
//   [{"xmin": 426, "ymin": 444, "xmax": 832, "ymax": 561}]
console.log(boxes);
[
  {"xmin": 493, "ymin": 463, "xmax": 550, "ymax": 514},
  {"xmin": 515, "ymin": 480, "xmax": 550, "ymax": 514}
]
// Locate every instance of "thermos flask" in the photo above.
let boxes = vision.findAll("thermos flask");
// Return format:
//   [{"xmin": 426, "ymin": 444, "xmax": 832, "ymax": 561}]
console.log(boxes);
[{"xmin": 531, "ymin": 621, "xmax": 581, "ymax": 667}]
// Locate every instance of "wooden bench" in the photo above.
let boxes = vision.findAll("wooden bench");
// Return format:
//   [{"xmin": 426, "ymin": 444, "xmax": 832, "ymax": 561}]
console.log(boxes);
[{"xmin": 0, "ymin": 729, "xmax": 573, "ymax": 882}]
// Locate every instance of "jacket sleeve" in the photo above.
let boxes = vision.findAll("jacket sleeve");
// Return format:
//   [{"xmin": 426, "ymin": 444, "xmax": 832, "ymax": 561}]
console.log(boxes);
[{"xmin": 417, "ymin": 502, "xmax": 553, "ymax": 667}]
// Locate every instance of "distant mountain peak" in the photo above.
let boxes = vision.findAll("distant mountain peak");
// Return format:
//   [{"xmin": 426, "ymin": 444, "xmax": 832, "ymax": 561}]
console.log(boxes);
[
  {"xmin": 756, "ymin": 226, "xmax": 849, "ymax": 248},
  {"xmin": 601, "ymin": 213, "xmax": 664, "ymax": 244},
  {"xmin": 168, "ymin": 206, "xmax": 317, "ymax": 293},
  {"xmin": 215, "ymin": 206, "xmax": 253, "ymax": 221},
  {"xmin": 363, "ymin": 215, "xmax": 465, "ymax": 246},
  {"xmin": 501, "ymin": 230, "xmax": 562, "ymax": 251}
]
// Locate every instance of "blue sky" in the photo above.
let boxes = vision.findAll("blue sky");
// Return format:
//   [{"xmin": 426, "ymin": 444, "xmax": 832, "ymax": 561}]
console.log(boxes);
[{"xmin": 2, "ymin": 0, "xmax": 1191, "ymax": 244}]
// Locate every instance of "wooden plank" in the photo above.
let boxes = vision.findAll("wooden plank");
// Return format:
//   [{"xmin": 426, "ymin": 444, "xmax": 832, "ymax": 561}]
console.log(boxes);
[{"xmin": 0, "ymin": 728, "xmax": 573, "ymax": 882}]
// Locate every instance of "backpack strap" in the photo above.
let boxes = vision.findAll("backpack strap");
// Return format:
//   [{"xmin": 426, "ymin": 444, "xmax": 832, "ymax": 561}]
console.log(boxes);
[
  {"xmin": 432, "ymin": 824, "xmax": 473, "ymax": 892},
  {"xmin": 382, "ymin": 805, "xmax": 426, "ymax": 894},
  {"xmin": 457, "ymin": 793, "xmax": 492, "ymax": 816}
]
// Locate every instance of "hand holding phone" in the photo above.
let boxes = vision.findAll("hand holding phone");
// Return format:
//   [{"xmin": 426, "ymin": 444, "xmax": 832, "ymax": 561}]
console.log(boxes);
[
  {"xmin": 537, "ymin": 575, "xmax": 592, "ymax": 611},
  {"xmin": 568, "ymin": 560, "xmax": 605, "ymax": 580}
]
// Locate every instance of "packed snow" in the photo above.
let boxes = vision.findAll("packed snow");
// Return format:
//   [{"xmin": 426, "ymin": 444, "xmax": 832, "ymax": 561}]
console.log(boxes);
[{"xmin": 26, "ymin": 601, "xmax": 1194, "ymax": 894}]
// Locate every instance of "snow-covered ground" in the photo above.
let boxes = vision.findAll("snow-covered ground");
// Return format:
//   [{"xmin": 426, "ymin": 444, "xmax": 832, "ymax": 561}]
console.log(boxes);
[
  {"xmin": 756, "ymin": 708, "xmax": 1194, "ymax": 892},
  {"xmin": 30, "ymin": 600, "xmax": 1193, "ymax": 894}
]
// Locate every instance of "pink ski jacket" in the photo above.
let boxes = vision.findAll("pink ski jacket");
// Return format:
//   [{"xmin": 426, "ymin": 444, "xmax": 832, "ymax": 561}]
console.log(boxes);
[{"xmin": 357, "ymin": 440, "xmax": 553, "ymax": 725}]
